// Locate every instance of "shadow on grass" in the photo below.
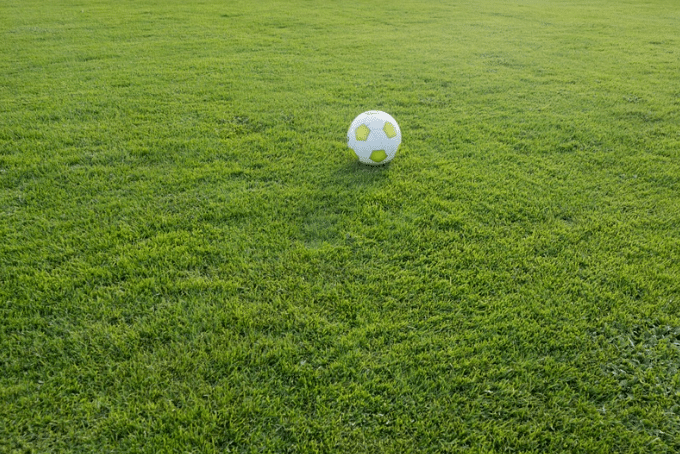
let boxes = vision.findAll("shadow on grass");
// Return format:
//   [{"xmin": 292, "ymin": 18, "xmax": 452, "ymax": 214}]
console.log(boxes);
[
  {"xmin": 290, "ymin": 154, "xmax": 398, "ymax": 248},
  {"xmin": 333, "ymin": 157, "xmax": 394, "ymax": 189}
]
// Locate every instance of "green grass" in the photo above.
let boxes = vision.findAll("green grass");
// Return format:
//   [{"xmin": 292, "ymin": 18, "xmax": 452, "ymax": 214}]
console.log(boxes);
[{"xmin": 2, "ymin": 0, "xmax": 680, "ymax": 452}]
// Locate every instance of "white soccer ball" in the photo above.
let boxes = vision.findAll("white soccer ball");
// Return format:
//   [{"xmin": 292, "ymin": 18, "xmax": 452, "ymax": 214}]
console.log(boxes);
[{"xmin": 347, "ymin": 111, "xmax": 401, "ymax": 165}]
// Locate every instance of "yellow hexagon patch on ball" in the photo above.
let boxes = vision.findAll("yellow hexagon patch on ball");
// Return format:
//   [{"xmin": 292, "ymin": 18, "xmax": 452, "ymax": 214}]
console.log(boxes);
[
  {"xmin": 369, "ymin": 150, "xmax": 387, "ymax": 163},
  {"xmin": 355, "ymin": 124, "xmax": 370, "ymax": 141},
  {"xmin": 383, "ymin": 121, "xmax": 397, "ymax": 138}
]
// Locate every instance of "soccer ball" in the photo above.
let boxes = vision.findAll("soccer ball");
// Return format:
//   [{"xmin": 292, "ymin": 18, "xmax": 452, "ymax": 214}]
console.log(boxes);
[{"xmin": 347, "ymin": 111, "xmax": 401, "ymax": 165}]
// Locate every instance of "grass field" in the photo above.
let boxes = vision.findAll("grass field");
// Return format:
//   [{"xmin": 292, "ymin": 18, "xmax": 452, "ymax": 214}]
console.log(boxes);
[{"xmin": 2, "ymin": 0, "xmax": 680, "ymax": 452}]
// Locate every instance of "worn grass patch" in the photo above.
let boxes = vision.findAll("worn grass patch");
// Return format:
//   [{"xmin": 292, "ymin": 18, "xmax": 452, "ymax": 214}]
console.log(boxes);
[{"xmin": 1, "ymin": 0, "xmax": 679, "ymax": 452}]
